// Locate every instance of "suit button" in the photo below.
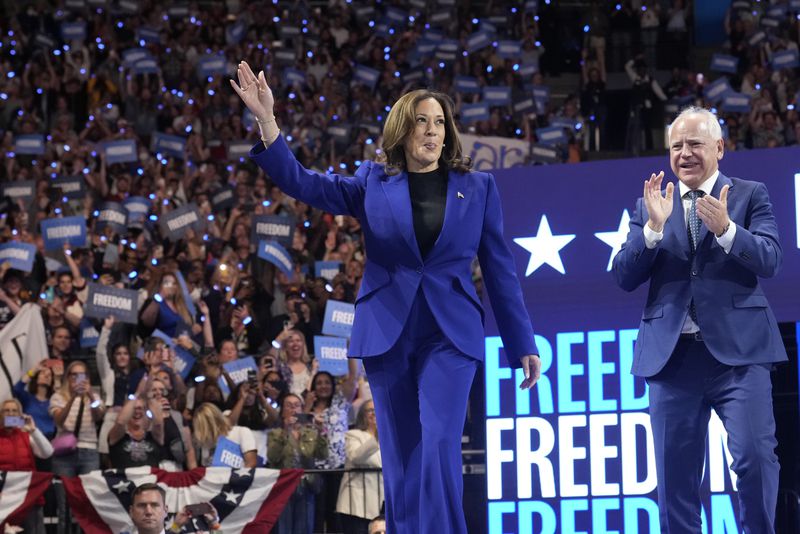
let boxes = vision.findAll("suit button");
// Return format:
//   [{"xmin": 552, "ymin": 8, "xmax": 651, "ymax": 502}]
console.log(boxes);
[{"xmin": 415, "ymin": 266, "xmax": 423, "ymax": 274}]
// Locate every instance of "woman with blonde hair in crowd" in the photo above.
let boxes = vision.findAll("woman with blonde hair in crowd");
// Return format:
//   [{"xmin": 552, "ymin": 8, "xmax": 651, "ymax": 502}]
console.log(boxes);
[
  {"xmin": 337, "ymin": 400, "xmax": 383, "ymax": 534},
  {"xmin": 49, "ymin": 360, "xmax": 106, "ymax": 534},
  {"xmin": 192, "ymin": 402, "xmax": 257, "ymax": 468},
  {"xmin": 275, "ymin": 328, "xmax": 318, "ymax": 397}
]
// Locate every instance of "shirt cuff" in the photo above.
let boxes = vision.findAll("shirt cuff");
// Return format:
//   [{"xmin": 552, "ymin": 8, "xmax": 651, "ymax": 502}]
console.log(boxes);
[
  {"xmin": 715, "ymin": 221, "xmax": 736, "ymax": 253},
  {"xmin": 643, "ymin": 223, "xmax": 663, "ymax": 249}
]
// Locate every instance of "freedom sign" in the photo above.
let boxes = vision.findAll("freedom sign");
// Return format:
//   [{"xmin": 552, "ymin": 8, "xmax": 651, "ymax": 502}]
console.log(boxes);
[
  {"xmin": 159, "ymin": 203, "xmax": 203, "ymax": 240},
  {"xmin": 84, "ymin": 283, "xmax": 140, "ymax": 324},
  {"xmin": 257, "ymin": 241, "xmax": 294, "ymax": 277},
  {"xmin": 322, "ymin": 300, "xmax": 355, "ymax": 338},
  {"xmin": 0, "ymin": 242, "xmax": 36, "ymax": 272},
  {"xmin": 40, "ymin": 216, "xmax": 87, "ymax": 250},
  {"xmin": 314, "ymin": 335, "xmax": 349, "ymax": 375},
  {"xmin": 95, "ymin": 202, "xmax": 128, "ymax": 234},
  {"xmin": 251, "ymin": 214, "xmax": 295, "ymax": 247}
]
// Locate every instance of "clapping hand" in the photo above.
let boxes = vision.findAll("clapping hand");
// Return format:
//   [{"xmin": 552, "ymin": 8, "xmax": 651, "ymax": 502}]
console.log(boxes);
[
  {"xmin": 696, "ymin": 184, "xmax": 731, "ymax": 237},
  {"xmin": 643, "ymin": 171, "xmax": 674, "ymax": 233}
]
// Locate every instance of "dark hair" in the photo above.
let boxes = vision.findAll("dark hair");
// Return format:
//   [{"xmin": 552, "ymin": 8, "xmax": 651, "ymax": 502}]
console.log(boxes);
[
  {"xmin": 143, "ymin": 336, "xmax": 165, "ymax": 353},
  {"xmin": 131, "ymin": 482, "xmax": 166, "ymax": 504},
  {"xmin": 109, "ymin": 342, "xmax": 132, "ymax": 372},
  {"xmin": 27, "ymin": 367, "xmax": 55, "ymax": 397},
  {"xmin": 310, "ymin": 371, "xmax": 335, "ymax": 409}
]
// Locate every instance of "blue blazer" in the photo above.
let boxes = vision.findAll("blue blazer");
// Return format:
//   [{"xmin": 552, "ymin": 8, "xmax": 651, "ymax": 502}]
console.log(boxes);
[
  {"xmin": 250, "ymin": 137, "xmax": 538, "ymax": 366},
  {"xmin": 612, "ymin": 172, "xmax": 788, "ymax": 377}
]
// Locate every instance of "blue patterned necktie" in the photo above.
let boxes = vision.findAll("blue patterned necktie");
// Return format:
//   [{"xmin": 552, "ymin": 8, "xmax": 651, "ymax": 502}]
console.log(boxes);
[
  {"xmin": 686, "ymin": 189, "xmax": 704, "ymax": 324},
  {"xmin": 686, "ymin": 190, "xmax": 704, "ymax": 252}
]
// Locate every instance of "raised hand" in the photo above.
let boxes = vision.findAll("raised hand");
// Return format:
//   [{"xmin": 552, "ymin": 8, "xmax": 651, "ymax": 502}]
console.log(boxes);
[
  {"xmin": 696, "ymin": 184, "xmax": 731, "ymax": 237},
  {"xmin": 229, "ymin": 61, "xmax": 274, "ymax": 122},
  {"xmin": 643, "ymin": 171, "xmax": 674, "ymax": 233}
]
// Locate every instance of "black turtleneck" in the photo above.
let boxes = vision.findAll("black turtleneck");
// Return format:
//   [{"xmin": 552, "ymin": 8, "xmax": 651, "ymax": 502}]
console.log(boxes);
[{"xmin": 407, "ymin": 166, "xmax": 448, "ymax": 259}]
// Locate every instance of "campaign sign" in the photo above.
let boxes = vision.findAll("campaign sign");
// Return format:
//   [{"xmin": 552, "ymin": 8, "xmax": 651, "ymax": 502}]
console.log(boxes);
[
  {"xmin": 197, "ymin": 55, "xmax": 228, "ymax": 78},
  {"xmin": 50, "ymin": 175, "xmax": 85, "ymax": 200},
  {"xmin": 720, "ymin": 93, "xmax": 751, "ymax": 113},
  {"xmin": 550, "ymin": 117, "xmax": 579, "ymax": 131},
  {"xmin": 748, "ymin": 31, "xmax": 766, "ymax": 47},
  {"xmin": 217, "ymin": 356, "xmax": 258, "ymax": 396},
  {"xmin": 123, "ymin": 196, "xmax": 151, "ymax": 227},
  {"xmin": 484, "ymin": 86, "xmax": 512, "ymax": 106},
  {"xmin": 284, "ymin": 68, "xmax": 306, "ymax": 86},
  {"xmin": 257, "ymin": 240, "xmax": 294, "ymax": 277},
  {"xmin": 104, "ymin": 139, "xmax": 138, "ymax": 164},
  {"xmin": 152, "ymin": 132, "xmax": 187, "ymax": 159},
  {"xmin": 536, "ymin": 126, "xmax": 568, "ymax": 146},
  {"xmin": 41, "ymin": 216, "xmax": 87, "ymax": 250},
  {"xmin": 132, "ymin": 58, "xmax": 159, "ymax": 75},
  {"xmin": 454, "ymin": 76, "xmax": 482, "ymax": 94},
  {"xmin": 530, "ymin": 144, "xmax": 560, "ymax": 164},
  {"xmin": 61, "ymin": 22, "xmax": 87, "ymax": 41},
  {"xmin": 96, "ymin": 202, "xmax": 128, "ymax": 234},
  {"xmin": 1, "ymin": 180, "xmax": 36, "ymax": 201},
  {"xmin": 314, "ymin": 336, "xmax": 349, "ymax": 375},
  {"xmin": 79, "ymin": 319, "xmax": 100, "ymax": 348},
  {"xmin": 322, "ymin": 300, "xmax": 355, "ymax": 338},
  {"xmin": 772, "ymin": 49, "xmax": 800, "ymax": 70},
  {"xmin": 149, "ymin": 329, "xmax": 196, "ymax": 380},
  {"xmin": 252, "ymin": 214, "xmax": 295, "ymax": 247},
  {"xmin": 466, "ymin": 31, "xmax": 493, "ymax": 52},
  {"xmin": 137, "ymin": 26, "xmax": 161, "ymax": 44},
  {"xmin": 710, "ymin": 53, "xmax": 739, "ymax": 74},
  {"xmin": 702, "ymin": 77, "xmax": 733, "ymax": 103},
  {"xmin": 84, "ymin": 283, "xmax": 139, "ymax": 324},
  {"xmin": 461, "ymin": 102, "xmax": 491, "ymax": 123},
  {"xmin": 122, "ymin": 48, "xmax": 150, "ymax": 66},
  {"xmin": 226, "ymin": 21, "xmax": 246, "ymax": 45},
  {"xmin": 354, "ymin": 64, "xmax": 380, "ymax": 90},
  {"xmin": 518, "ymin": 62, "xmax": 538, "ymax": 76},
  {"xmin": 211, "ymin": 186, "xmax": 236, "ymax": 211},
  {"xmin": 0, "ymin": 242, "xmax": 36, "ymax": 272},
  {"xmin": 159, "ymin": 202, "xmax": 203, "ymax": 240},
  {"xmin": 315, "ymin": 261, "xmax": 342, "ymax": 281},
  {"xmin": 211, "ymin": 436, "xmax": 245, "ymax": 468},
  {"xmin": 497, "ymin": 41, "xmax": 522, "ymax": 59},
  {"xmin": 513, "ymin": 97, "xmax": 536, "ymax": 115},
  {"xmin": 385, "ymin": 6, "xmax": 406, "ymax": 24},
  {"xmin": 14, "ymin": 135, "xmax": 46, "ymax": 155},
  {"xmin": 227, "ymin": 141, "xmax": 251, "ymax": 160}
]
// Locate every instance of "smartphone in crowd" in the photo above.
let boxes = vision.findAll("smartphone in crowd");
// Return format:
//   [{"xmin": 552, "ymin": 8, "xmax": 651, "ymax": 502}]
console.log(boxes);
[
  {"xmin": 185, "ymin": 502, "xmax": 214, "ymax": 517},
  {"xmin": 247, "ymin": 368, "xmax": 258, "ymax": 389},
  {"xmin": 4, "ymin": 416, "xmax": 25, "ymax": 428},
  {"xmin": 295, "ymin": 413, "xmax": 313, "ymax": 425}
]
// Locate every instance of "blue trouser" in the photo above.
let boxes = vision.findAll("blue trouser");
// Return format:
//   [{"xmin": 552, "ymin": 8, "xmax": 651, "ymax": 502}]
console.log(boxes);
[
  {"xmin": 363, "ymin": 291, "xmax": 478, "ymax": 534},
  {"xmin": 647, "ymin": 337, "xmax": 779, "ymax": 533}
]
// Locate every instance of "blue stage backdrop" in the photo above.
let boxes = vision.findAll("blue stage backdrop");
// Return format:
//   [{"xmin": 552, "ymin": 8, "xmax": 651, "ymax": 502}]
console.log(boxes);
[{"xmin": 484, "ymin": 146, "xmax": 800, "ymax": 533}]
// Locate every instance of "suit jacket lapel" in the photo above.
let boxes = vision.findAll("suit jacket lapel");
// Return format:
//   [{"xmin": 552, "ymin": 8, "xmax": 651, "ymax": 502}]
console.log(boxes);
[
  {"xmin": 697, "ymin": 173, "xmax": 733, "ymax": 250},
  {"xmin": 430, "ymin": 171, "xmax": 467, "ymax": 255},
  {"xmin": 667, "ymin": 183, "xmax": 689, "ymax": 257},
  {"xmin": 381, "ymin": 172, "xmax": 422, "ymax": 262}
]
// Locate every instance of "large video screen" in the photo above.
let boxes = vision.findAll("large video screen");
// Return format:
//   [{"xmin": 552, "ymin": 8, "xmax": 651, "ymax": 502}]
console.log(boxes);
[{"xmin": 485, "ymin": 146, "xmax": 800, "ymax": 533}]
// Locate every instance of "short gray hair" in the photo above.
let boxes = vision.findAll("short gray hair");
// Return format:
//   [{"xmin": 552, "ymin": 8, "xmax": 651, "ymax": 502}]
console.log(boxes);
[{"xmin": 668, "ymin": 106, "xmax": 722, "ymax": 142}]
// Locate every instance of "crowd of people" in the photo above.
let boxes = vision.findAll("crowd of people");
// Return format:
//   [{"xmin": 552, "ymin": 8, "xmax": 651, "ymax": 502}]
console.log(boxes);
[{"xmin": 1, "ymin": 0, "xmax": 799, "ymax": 533}]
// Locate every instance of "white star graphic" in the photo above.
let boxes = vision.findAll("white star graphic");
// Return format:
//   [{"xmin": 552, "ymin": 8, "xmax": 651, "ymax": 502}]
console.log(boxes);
[
  {"xmin": 112, "ymin": 480, "xmax": 131, "ymax": 493},
  {"xmin": 224, "ymin": 490, "xmax": 241, "ymax": 503},
  {"xmin": 594, "ymin": 209, "xmax": 631, "ymax": 271},
  {"xmin": 513, "ymin": 215, "xmax": 576, "ymax": 276}
]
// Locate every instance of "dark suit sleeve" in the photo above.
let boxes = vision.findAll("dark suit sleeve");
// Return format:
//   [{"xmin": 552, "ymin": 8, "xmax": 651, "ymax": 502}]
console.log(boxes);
[
  {"xmin": 250, "ymin": 136, "xmax": 366, "ymax": 218},
  {"xmin": 612, "ymin": 197, "xmax": 660, "ymax": 292},
  {"xmin": 727, "ymin": 182, "xmax": 782, "ymax": 278},
  {"xmin": 477, "ymin": 172, "xmax": 539, "ymax": 366}
]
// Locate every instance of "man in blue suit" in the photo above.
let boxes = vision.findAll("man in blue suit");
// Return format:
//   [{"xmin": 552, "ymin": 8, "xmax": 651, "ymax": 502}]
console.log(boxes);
[
  {"xmin": 613, "ymin": 107, "xmax": 787, "ymax": 533},
  {"xmin": 231, "ymin": 62, "xmax": 541, "ymax": 534}
]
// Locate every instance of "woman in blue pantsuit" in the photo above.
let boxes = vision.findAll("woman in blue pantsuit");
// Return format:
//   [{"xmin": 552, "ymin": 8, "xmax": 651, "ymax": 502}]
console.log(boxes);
[{"xmin": 232, "ymin": 61, "xmax": 541, "ymax": 534}]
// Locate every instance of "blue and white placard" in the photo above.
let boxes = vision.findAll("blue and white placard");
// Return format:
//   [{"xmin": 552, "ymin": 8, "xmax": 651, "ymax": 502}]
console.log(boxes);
[
  {"xmin": 84, "ymin": 283, "xmax": 140, "ymax": 324},
  {"xmin": 41, "ymin": 216, "xmax": 87, "ymax": 250},
  {"xmin": 314, "ymin": 336, "xmax": 349, "ymax": 375},
  {"xmin": 322, "ymin": 300, "xmax": 355, "ymax": 338}
]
